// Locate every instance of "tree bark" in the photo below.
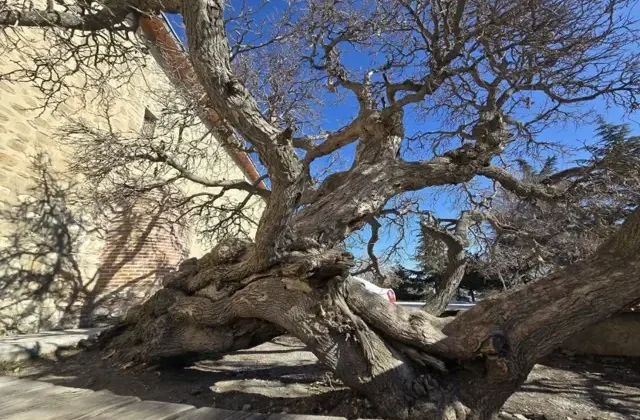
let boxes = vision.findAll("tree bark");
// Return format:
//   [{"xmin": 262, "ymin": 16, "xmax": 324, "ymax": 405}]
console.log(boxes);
[
  {"xmin": 97, "ymin": 239, "xmax": 474, "ymax": 419},
  {"xmin": 423, "ymin": 249, "xmax": 467, "ymax": 315},
  {"xmin": 421, "ymin": 212, "xmax": 476, "ymax": 315},
  {"xmin": 97, "ymin": 208, "xmax": 640, "ymax": 420}
]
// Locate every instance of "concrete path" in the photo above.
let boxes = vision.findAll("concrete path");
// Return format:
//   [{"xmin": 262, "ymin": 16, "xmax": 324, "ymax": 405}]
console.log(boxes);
[
  {"xmin": 0, "ymin": 328, "xmax": 105, "ymax": 362},
  {"xmin": 0, "ymin": 376, "xmax": 346, "ymax": 420}
]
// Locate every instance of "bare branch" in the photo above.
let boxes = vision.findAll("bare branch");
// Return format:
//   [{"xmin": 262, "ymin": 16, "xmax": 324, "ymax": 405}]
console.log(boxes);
[
  {"xmin": 420, "ymin": 211, "xmax": 480, "ymax": 314},
  {"xmin": 443, "ymin": 206, "xmax": 640, "ymax": 363},
  {"xmin": 477, "ymin": 165, "xmax": 561, "ymax": 201},
  {"xmin": 365, "ymin": 217, "xmax": 382, "ymax": 279},
  {"xmin": 141, "ymin": 148, "xmax": 270, "ymax": 198},
  {"xmin": 182, "ymin": 0, "xmax": 307, "ymax": 266},
  {"xmin": 297, "ymin": 119, "xmax": 362, "ymax": 164},
  {"xmin": 0, "ymin": 7, "xmax": 129, "ymax": 30}
]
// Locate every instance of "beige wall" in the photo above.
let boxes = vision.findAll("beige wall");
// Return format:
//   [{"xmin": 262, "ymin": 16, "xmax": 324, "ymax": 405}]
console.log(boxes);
[
  {"xmin": 0, "ymin": 23, "xmax": 262, "ymax": 333},
  {"xmin": 562, "ymin": 312, "xmax": 640, "ymax": 357}
]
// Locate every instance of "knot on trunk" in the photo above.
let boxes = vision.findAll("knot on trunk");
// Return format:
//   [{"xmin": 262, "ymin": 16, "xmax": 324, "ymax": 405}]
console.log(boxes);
[
  {"xmin": 200, "ymin": 237, "xmax": 253, "ymax": 268},
  {"xmin": 163, "ymin": 238, "xmax": 253, "ymax": 291},
  {"xmin": 279, "ymin": 248, "xmax": 354, "ymax": 282},
  {"xmin": 473, "ymin": 326, "xmax": 511, "ymax": 358}
]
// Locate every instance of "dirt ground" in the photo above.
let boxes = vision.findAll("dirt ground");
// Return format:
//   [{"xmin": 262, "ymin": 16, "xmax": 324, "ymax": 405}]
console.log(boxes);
[{"xmin": 1, "ymin": 336, "xmax": 639, "ymax": 420}]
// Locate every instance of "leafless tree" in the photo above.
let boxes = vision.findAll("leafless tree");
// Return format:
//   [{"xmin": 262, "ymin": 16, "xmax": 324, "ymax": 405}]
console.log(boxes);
[
  {"xmin": 3, "ymin": 0, "xmax": 640, "ymax": 418},
  {"xmin": 415, "ymin": 120, "xmax": 640, "ymax": 310},
  {"xmin": 477, "ymin": 121, "xmax": 640, "ymax": 288},
  {"xmin": 59, "ymin": 85, "xmax": 265, "ymax": 247}
]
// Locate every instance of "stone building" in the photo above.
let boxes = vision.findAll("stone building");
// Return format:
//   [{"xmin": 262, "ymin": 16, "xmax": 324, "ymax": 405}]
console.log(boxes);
[{"xmin": 0, "ymin": 13, "xmax": 265, "ymax": 333}]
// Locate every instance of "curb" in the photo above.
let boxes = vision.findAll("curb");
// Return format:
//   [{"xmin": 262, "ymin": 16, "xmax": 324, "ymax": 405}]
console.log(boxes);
[{"xmin": 0, "ymin": 328, "xmax": 106, "ymax": 363}]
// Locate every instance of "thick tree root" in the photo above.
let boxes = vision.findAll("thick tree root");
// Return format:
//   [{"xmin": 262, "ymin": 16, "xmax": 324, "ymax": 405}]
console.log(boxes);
[
  {"xmin": 94, "ymin": 238, "xmax": 526, "ymax": 420},
  {"xmin": 98, "ymin": 289, "xmax": 283, "ymax": 365},
  {"xmin": 95, "ymin": 238, "xmax": 287, "ymax": 365}
]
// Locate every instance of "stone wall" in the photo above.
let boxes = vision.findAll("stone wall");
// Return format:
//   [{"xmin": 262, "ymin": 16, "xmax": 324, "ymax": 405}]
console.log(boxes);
[
  {"xmin": 0, "ymin": 20, "xmax": 262, "ymax": 333},
  {"xmin": 561, "ymin": 312, "xmax": 640, "ymax": 358}
]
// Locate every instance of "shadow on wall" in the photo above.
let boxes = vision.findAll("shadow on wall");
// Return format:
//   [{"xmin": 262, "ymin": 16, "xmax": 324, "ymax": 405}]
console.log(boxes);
[
  {"xmin": 0, "ymin": 153, "xmax": 185, "ymax": 334},
  {"xmin": 80, "ymin": 188, "xmax": 186, "ymax": 327}
]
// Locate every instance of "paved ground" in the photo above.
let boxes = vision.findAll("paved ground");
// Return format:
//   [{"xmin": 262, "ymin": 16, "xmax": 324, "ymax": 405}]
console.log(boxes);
[
  {"xmin": 1, "ymin": 332, "xmax": 639, "ymax": 419},
  {"xmin": 0, "ymin": 376, "xmax": 345, "ymax": 420},
  {"xmin": 0, "ymin": 328, "xmax": 105, "ymax": 362}
]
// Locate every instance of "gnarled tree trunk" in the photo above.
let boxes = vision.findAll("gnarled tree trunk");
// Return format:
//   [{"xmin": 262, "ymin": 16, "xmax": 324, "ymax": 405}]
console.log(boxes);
[
  {"xmin": 97, "ymin": 208, "xmax": 640, "ymax": 420},
  {"xmin": 98, "ymin": 238, "xmax": 476, "ymax": 419},
  {"xmin": 11, "ymin": 0, "xmax": 635, "ymax": 418}
]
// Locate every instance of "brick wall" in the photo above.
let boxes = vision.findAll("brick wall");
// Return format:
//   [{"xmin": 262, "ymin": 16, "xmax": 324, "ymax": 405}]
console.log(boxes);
[{"xmin": 83, "ymin": 193, "xmax": 187, "ymax": 325}]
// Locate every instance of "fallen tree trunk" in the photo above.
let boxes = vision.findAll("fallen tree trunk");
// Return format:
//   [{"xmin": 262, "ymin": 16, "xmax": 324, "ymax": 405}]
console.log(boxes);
[
  {"xmin": 97, "ymin": 238, "xmax": 474, "ymax": 419},
  {"xmin": 98, "ymin": 209, "xmax": 640, "ymax": 420}
]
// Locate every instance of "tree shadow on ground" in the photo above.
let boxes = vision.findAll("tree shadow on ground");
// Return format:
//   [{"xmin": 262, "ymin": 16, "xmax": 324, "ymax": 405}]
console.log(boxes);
[
  {"xmin": 517, "ymin": 353, "xmax": 640, "ymax": 419},
  {"xmin": 5, "ymin": 341, "xmax": 374, "ymax": 418},
  {"xmin": 4, "ymin": 342, "xmax": 640, "ymax": 419}
]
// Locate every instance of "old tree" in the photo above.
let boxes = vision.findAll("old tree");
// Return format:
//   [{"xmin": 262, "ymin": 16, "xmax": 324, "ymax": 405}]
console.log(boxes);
[{"xmin": 2, "ymin": 0, "xmax": 640, "ymax": 418}]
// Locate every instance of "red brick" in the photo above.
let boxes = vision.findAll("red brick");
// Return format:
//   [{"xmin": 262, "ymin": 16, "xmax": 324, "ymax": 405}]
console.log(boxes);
[{"xmin": 94, "ymin": 193, "xmax": 186, "ymax": 308}]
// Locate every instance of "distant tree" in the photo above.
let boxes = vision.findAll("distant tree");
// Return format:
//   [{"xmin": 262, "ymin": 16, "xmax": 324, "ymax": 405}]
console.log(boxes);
[
  {"xmin": 388, "ymin": 265, "xmax": 432, "ymax": 301},
  {"xmin": 479, "ymin": 121, "xmax": 640, "ymax": 287},
  {"xmin": 416, "ymin": 223, "xmax": 448, "ymax": 277},
  {"xmin": 413, "ymin": 121, "xmax": 640, "ymax": 301}
]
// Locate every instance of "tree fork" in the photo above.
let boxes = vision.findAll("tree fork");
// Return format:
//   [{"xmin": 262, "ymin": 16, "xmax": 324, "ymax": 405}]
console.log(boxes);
[
  {"xmin": 91, "ymin": 238, "xmax": 509, "ymax": 419},
  {"xmin": 95, "ymin": 237, "xmax": 472, "ymax": 419},
  {"xmin": 96, "ymin": 207, "xmax": 640, "ymax": 419}
]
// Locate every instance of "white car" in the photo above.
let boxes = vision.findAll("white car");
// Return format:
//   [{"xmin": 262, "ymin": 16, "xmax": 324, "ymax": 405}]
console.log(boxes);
[{"xmin": 351, "ymin": 276, "xmax": 396, "ymax": 303}]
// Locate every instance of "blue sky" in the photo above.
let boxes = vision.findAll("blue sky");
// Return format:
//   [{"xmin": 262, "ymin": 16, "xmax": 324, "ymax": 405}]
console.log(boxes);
[{"xmin": 162, "ymin": 5, "xmax": 640, "ymax": 269}]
